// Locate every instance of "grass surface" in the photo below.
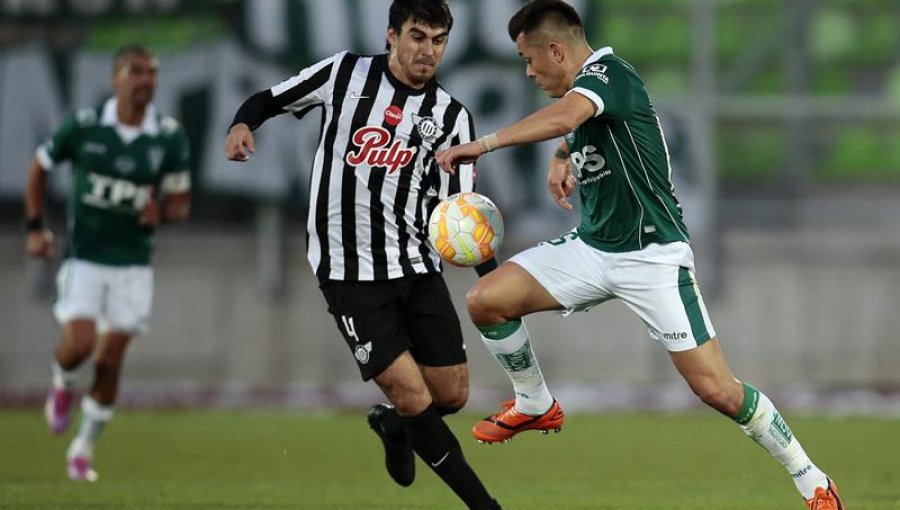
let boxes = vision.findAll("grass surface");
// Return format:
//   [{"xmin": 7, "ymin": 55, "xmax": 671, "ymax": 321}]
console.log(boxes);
[{"xmin": 1, "ymin": 409, "xmax": 898, "ymax": 509}]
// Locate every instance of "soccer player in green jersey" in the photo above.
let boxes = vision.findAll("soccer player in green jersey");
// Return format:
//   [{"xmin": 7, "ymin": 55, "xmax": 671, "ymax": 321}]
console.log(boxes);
[
  {"xmin": 24, "ymin": 45, "xmax": 191, "ymax": 482},
  {"xmin": 436, "ymin": 1, "xmax": 844, "ymax": 508}
]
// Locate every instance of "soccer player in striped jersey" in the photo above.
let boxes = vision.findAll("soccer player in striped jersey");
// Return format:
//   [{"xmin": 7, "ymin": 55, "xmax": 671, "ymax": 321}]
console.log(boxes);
[
  {"xmin": 436, "ymin": 1, "xmax": 844, "ymax": 509},
  {"xmin": 225, "ymin": 1, "xmax": 501, "ymax": 509},
  {"xmin": 25, "ymin": 45, "xmax": 192, "ymax": 482}
]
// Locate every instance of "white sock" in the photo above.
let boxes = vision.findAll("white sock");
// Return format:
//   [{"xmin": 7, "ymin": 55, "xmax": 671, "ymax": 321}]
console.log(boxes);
[
  {"xmin": 51, "ymin": 361, "xmax": 77, "ymax": 391},
  {"xmin": 735, "ymin": 384, "xmax": 829, "ymax": 500},
  {"xmin": 67, "ymin": 396, "xmax": 114, "ymax": 460},
  {"xmin": 479, "ymin": 320, "xmax": 553, "ymax": 415}
]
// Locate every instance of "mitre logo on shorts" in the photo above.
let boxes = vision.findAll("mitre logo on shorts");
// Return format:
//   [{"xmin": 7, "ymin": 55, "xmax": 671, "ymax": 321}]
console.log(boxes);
[{"xmin": 346, "ymin": 126, "xmax": 418, "ymax": 174}]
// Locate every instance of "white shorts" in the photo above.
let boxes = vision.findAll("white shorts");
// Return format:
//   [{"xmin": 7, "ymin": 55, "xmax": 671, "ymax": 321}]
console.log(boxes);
[
  {"xmin": 510, "ymin": 235, "xmax": 716, "ymax": 352},
  {"xmin": 53, "ymin": 259, "xmax": 154, "ymax": 335}
]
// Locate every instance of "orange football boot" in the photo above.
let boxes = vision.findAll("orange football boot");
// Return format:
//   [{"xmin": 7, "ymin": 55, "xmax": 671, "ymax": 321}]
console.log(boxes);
[
  {"xmin": 805, "ymin": 478, "xmax": 844, "ymax": 510},
  {"xmin": 472, "ymin": 399, "xmax": 565, "ymax": 443}
]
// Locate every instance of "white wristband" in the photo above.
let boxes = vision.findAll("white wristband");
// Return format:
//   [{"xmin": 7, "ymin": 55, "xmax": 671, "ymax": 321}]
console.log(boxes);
[{"xmin": 477, "ymin": 132, "xmax": 500, "ymax": 154}]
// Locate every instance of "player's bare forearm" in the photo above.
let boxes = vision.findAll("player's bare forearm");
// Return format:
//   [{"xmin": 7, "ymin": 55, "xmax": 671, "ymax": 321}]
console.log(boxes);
[
  {"xmin": 24, "ymin": 158, "xmax": 54, "ymax": 258},
  {"xmin": 493, "ymin": 93, "xmax": 595, "ymax": 150},
  {"xmin": 24, "ymin": 158, "xmax": 47, "ymax": 221},
  {"xmin": 436, "ymin": 93, "xmax": 595, "ymax": 174}
]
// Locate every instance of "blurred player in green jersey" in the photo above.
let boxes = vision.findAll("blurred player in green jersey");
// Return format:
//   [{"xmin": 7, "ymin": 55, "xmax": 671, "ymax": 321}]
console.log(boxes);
[
  {"xmin": 436, "ymin": 1, "xmax": 844, "ymax": 509},
  {"xmin": 24, "ymin": 44, "xmax": 191, "ymax": 482}
]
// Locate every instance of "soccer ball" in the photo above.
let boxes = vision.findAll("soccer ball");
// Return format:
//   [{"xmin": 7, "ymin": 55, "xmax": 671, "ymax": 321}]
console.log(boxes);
[{"xmin": 428, "ymin": 192, "xmax": 504, "ymax": 267}]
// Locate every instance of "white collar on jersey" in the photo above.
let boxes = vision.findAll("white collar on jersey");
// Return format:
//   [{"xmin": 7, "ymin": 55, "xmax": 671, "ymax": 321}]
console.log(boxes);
[
  {"xmin": 100, "ymin": 97, "xmax": 160, "ymax": 136},
  {"xmin": 581, "ymin": 46, "xmax": 615, "ymax": 66}
]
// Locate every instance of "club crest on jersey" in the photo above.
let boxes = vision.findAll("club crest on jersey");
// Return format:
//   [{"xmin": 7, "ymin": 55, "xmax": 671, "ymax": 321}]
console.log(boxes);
[
  {"xmin": 147, "ymin": 146, "xmax": 165, "ymax": 175},
  {"xmin": 384, "ymin": 105, "xmax": 403, "ymax": 126},
  {"xmin": 346, "ymin": 126, "xmax": 417, "ymax": 174},
  {"xmin": 114, "ymin": 155, "xmax": 136, "ymax": 175},
  {"xmin": 413, "ymin": 114, "xmax": 443, "ymax": 143}
]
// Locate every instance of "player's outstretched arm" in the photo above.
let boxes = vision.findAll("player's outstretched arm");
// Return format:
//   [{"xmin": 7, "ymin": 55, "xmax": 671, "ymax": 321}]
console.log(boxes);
[
  {"xmin": 24, "ymin": 157, "xmax": 54, "ymax": 259},
  {"xmin": 436, "ymin": 92, "xmax": 595, "ymax": 175}
]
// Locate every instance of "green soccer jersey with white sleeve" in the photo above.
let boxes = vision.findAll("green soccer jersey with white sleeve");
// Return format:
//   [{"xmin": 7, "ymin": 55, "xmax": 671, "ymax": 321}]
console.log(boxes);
[
  {"xmin": 565, "ymin": 47, "xmax": 689, "ymax": 253},
  {"xmin": 36, "ymin": 98, "xmax": 190, "ymax": 266}
]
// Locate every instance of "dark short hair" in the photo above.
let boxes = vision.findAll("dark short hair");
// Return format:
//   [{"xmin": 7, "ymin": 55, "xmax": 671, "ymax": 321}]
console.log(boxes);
[
  {"xmin": 113, "ymin": 44, "xmax": 153, "ymax": 72},
  {"xmin": 386, "ymin": 0, "xmax": 453, "ymax": 50},
  {"xmin": 508, "ymin": 0, "xmax": 584, "ymax": 42}
]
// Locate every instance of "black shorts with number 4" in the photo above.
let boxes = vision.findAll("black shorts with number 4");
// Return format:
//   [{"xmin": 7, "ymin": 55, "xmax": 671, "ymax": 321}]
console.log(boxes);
[{"xmin": 319, "ymin": 273, "xmax": 467, "ymax": 381}]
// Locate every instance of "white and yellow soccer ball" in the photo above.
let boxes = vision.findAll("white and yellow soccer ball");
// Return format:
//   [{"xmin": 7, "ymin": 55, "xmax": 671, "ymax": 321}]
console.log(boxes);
[{"xmin": 428, "ymin": 191, "xmax": 504, "ymax": 267}]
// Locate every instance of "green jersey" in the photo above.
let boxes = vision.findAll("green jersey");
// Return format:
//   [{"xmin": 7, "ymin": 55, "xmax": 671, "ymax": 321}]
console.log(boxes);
[
  {"xmin": 37, "ymin": 98, "xmax": 190, "ymax": 266},
  {"xmin": 566, "ymin": 47, "xmax": 689, "ymax": 253}
]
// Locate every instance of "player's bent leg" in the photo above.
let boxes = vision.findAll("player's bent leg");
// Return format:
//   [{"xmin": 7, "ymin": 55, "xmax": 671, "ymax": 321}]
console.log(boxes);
[
  {"xmin": 421, "ymin": 363, "xmax": 469, "ymax": 414},
  {"xmin": 91, "ymin": 332, "xmax": 131, "ymax": 405},
  {"xmin": 57, "ymin": 319, "xmax": 98, "ymax": 368},
  {"xmin": 669, "ymin": 339, "xmax": 744, "ymax": 416},
  {"xmin": 371, "ymin": 352, "xmax": 427, "ymax": 487},
  {"xmin": 45, "ymin": 319, "xmax": 97, "ymax": 436},
  {"xmin": 468, "ymin": 262, "xmax": 563, "ymax": 442},
  {"xmin": 671, "ymin": 340, "xmax": 841, "ymax": 506},
  {"xmin": 374, "ymin": 353, "xmax": 501, "ymax": 510},
  {"xmin": 466, "ymin": 261, "xmax": 562, "ymax": 326},
  {"xmin": 64, "ymin": 331, "xmax": 130, "ymax": 482},
  {"xmin": 66, "ymin": 395, "xmax": 111, "ymax": 482}
]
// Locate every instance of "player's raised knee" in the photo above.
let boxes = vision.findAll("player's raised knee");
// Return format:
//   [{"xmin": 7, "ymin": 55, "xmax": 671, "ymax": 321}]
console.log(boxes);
[{"xmin": 466, "ymin": 282, "xmax": 505, "ymax": 325}]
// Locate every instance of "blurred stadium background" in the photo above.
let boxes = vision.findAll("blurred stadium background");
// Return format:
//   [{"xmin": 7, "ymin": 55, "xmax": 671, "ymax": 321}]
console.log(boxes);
[{"xmin": 1, "ymin": 0, "xmax": 899, "ymax": 415}]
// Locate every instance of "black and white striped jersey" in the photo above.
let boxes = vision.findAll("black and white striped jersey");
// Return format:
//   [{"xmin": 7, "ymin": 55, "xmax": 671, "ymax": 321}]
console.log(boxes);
[{"xmin": 270, "ymin": 51, "xmax": 476, "ymax": 281}]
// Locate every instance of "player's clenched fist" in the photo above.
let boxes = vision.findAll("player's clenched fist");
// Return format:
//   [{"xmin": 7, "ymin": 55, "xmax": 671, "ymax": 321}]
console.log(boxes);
[
  {"xmin": 138, "ymin": 188, "xmax": 160, "ymax": 226},
  {"xmin": 224, "ymin": 123, "xmax": 255, "ymax": 162},
  {"xmin": 26, "ymin": 229, "xmax": 54, "ymax": 259}
]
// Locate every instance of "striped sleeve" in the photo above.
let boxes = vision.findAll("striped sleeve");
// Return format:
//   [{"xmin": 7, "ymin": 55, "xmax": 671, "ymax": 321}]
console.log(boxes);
[{"xmin": 270, "ymin": 51, "xmax": 341, "ymax": 113}]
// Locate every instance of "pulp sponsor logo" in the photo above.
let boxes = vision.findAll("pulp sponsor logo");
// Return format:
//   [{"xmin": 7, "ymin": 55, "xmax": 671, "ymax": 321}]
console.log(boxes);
[
  {"xmin": 384, "ymin": 105, "xmax": 403, "ymax": 126},
  {"xmin": 346, "ymin": 126, "xmax": 417, "ymax": 174}
]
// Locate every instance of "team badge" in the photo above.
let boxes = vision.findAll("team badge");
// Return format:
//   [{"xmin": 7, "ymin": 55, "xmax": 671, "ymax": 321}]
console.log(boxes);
[
  {"xmin": 413, "ymin": 115, "xmax": 443, "ymax": 143},
  {"xmin": 148, "ymin": 146, "xmax": 165, "ymax": 175},
  {"xmin": 114, "ymin": 155, "xmax": 136, "ymax": 175},
  {"xmin": 354, "ymin": 342, "xmax": 373, "ymax": 364}
]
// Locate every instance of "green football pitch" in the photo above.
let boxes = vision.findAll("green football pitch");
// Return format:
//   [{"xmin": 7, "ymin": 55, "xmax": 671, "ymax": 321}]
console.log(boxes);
[{"xmin": 1, "ymin": 409, "xmax": 898, "ymax": 509}]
